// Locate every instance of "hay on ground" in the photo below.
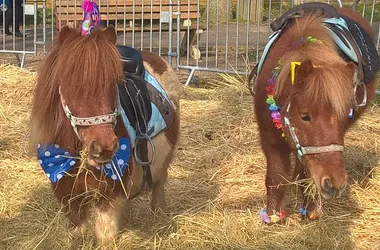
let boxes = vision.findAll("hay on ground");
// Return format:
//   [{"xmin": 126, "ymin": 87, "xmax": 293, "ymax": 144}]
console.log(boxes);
[{"xmin": 0, "ymin": 64, "xmax": 379, "ymax": 249}]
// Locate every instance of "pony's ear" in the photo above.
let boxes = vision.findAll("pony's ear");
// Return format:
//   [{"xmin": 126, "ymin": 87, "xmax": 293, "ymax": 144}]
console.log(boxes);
[
  {"xmin": 294, "ymin": 59, "xmax": 314, "ymax": 88},
  {"xmin": 345, "ymin": 61, "xmax": 356, "ymax": 74},
  {"xmin": 298, "ymin": 60, "xmax": 314, "ymax": 77},
  {"xmin": 58, "ymin": 25, "xmax": 73, "ymax": 44},
  {"xmin": 102, "ymin": 25, "xmax": 117, "ymax": 44}
]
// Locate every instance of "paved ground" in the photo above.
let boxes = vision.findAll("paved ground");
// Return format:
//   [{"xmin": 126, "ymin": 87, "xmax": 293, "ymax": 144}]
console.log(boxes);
[
  {"xmin": 0, "ymin": 23, "xmax": 280, "ymax": 71},
  {"xmin": 1, "ymin": 22, "xmax": 379, "ymax": 73}
]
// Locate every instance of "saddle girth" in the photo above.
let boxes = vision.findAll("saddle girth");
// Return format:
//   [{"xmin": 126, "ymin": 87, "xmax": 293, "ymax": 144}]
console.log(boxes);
[{"xmin": 118, "ymin": 74, "xmax": 153, "ymax": 190}]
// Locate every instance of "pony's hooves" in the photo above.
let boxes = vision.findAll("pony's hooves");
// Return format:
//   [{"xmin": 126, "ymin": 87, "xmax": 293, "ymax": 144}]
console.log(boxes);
[
  {"xmin": 150, "ymin": 203, "xmax": 169, "ymax": 221},
  {"xmin": 151, "ymin": 206, "xmax": 168, "ymax": 217},
  {"xmin": 68, "ymin": 226, "xmax": 87, "ymax": 249},
  {"xmin": 150, "ymin": 200, "xmax": 167, "ymax": 214}
]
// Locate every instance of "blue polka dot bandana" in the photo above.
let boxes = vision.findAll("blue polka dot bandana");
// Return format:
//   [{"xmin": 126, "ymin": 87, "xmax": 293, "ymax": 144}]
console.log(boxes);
[{"xmin": 38, "ymin": 138, "xmax": 131, "ymax": 183}]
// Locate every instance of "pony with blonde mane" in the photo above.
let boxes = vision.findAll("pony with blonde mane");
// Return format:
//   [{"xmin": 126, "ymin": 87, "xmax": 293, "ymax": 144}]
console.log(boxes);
[
  {"xmin": 29, "ymin": 25, "xmax": 181, "ymax": 245},
  {"xmin": 251, "ymin": 7, "xmax": 378, "ymax": 223}
]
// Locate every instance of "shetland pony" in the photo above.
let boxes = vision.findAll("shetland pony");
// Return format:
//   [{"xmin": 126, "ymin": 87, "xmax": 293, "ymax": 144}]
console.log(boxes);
[
  {"xmin": 251, "ymin": 6, "xmax": 378, "ymax": 222},
  {"xmin": 29, "ymin": 25, "xmax": 181, "ymax": 245}
]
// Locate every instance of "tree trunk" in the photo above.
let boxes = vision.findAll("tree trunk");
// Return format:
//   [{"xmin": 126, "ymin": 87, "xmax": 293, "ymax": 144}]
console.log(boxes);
[{"xmin": 208, "ymin": 0, "xmax": 232, "ymax": 23}]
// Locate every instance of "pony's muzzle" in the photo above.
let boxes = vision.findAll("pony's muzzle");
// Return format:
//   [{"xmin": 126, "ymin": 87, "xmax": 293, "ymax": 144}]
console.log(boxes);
[
  {"xmin": 320, "ymin": 176, "xmax": 347, "ymax": 199},
  {"xmin": 88, "ymin": 137, "xmax": 119, "ymax": 165}
]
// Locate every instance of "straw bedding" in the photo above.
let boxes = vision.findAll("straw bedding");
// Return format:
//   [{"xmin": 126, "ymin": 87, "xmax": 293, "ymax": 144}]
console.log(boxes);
[{"xmin": 0, "ymin": 64, "xmax": 379, "ymax": 249}]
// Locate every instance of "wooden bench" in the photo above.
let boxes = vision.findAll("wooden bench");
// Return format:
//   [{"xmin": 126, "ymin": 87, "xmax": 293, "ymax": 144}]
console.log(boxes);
[{"xmin": 55, "ymin": 0, "xmax": 204, "ymax": 59}]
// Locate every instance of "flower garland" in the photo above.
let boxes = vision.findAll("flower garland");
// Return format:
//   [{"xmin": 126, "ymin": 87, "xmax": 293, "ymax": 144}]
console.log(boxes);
[
  {"xmin": 260, "ymin": 36, "xmax": 326, "ymax": 224},
  {"xmin": 266, "ymin": 64, "xmax": 285, "ymax": 137},
  {"xmin": 259, "ymin": 208, "xmax": 286, "ymax": 224},
  {"xmin": 265, "ymin": 36, "xmax": 324, "ymax": 136}
]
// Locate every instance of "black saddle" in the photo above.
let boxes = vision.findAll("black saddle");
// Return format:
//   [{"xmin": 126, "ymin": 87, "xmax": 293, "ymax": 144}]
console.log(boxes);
[
  {"xmin": 117, "ymin": 45, "xmax": 145, "ymax": 76},
  {"xmin": 271, "ymin": 2, "xmax": 339, "ymax": 31},
  {"xmin": 116, "ymin": 45, "xmax": 174, "ymax": 190},
  {"xmin": 117, "ymin": 45, "xmax": 153, "ymax": 189},
  {"xmin": 116, "ymin": 45, "xmax": 151, "ymax": 130},
  {"xmin": 338, "ymin": 15, "xmax": 379, "ymax": 84}
]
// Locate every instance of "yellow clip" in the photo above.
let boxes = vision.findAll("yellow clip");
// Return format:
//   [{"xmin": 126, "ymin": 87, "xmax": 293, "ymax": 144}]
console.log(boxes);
[{"xmin": 290, "ymin": 61, "xmax": 302, "ymax": 85}]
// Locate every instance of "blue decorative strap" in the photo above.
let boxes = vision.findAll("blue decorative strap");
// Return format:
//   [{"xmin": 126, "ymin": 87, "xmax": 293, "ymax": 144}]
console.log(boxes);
[{"xmin": 38, "ymin": 138, "xmax": 131, "ymax": 183}]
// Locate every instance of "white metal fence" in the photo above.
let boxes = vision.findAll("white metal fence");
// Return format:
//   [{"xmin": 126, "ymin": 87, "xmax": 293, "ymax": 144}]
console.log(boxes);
[
  {"xmin": 1, "ymin": 0, "xmax": 379, "ymax": 93},
  {"xmin": 0, "ymin": 0, "xmax": 48, "ymax": 67}
]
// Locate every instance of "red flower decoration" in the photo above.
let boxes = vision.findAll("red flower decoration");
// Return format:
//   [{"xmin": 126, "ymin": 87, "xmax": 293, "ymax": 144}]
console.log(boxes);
[
  {"xmin": 272, "ymin": 118, "xmax": 282, "ymax": 123},
  {"xmin": 278, "ymin": 210, "xmax": 286, "ymax": 219},
  {"xmin": 275, "ymin": 122, "xmax": 283, "ymax": 129},
  {"xmin": 265, "ymin": 85, "xmax": 274, "ymax": 95}
]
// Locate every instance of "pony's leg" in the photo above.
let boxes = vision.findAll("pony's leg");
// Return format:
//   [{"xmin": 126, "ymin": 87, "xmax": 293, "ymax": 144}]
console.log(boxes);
[
  {"xmin": 68, "ymin": 224, "xmax": 87, "ymax": 250},
  {"xmin": 94, "ymin": 197, "xmax": 128, "ymax": 247},
  {"xmin": 59, "ymin": 194, "xmax": 89, "ymax": 248},
  {"xmin": 293, "ymin": 160, "xmax": 321, "ymax": 220},
  {"xmin": 264, "ymin": 146, "xmax": 292, "ymax": 217},
  {"xmin": 149, "ymin": 133, "xmax": 173, "ymax": 213},
  {"xmin": 151, "ymin": 171, "xmax": 168, "ymax": 213},
  {"xmin": 66, "ymin": 201, "xmax": 87, "ymax": 228},
  {"xmin": 58, "ymin": 193, "xmax": 88, "ymax": 229}
]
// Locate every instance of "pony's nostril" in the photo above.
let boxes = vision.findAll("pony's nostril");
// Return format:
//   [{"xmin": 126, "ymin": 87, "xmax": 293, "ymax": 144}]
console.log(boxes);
[
  {"xmin": 322, "ymin": 177, "xmax": 333, "ymax": 193},
  {"xmin": 89, "ymin": 140, "xmax": 102, "ymax": 157}
]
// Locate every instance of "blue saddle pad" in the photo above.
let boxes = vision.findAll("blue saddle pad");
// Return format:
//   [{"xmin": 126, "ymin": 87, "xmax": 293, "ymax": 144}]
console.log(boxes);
[
  {"xmin": 257, "ymin": 16, "xmax": 379, "ymax": 84},
  {"xmin": 118, "ymin": 70, "xmax": 174, "ymax": 147}
]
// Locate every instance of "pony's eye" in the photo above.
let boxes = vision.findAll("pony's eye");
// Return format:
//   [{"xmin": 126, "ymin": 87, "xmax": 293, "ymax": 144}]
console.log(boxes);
[{"xmin": 301, "ymin": 113, "xmax": 311, "ymax": 122}]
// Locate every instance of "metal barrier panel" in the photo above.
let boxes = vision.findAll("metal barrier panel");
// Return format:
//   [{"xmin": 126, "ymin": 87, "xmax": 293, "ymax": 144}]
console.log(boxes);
[
  {"xmin": 53, "ymin": 0, "xmax": 180, "ymax": 65},
  {"xmin": 0, "ymin": 0, "xmax": 46, "ymax": 67},
  {"xmin": 175, "ymin": 0, "xmax": 380, "ymax": 86},
  {"xmin": 19, "ymin": 0, "xmax": 380, "ymax": 95}
]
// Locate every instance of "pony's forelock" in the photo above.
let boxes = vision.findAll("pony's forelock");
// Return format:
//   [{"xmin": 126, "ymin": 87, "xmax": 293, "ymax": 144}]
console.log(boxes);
[
  {"xmin": 275, "ymin": 14, "xmax": 355, "ymax": 119},
  {"xmin": 28, "ymin": 28, "xmax": 123, "ymax": 154}
]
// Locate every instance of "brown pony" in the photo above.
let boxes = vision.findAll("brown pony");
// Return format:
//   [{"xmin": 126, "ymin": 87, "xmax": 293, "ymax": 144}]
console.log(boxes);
[
  {"xmin": 29, "ymin": 25, "xmax": 181, "ymax": 245},
  {"xmin": 252, "ymin": 8, "xmax": 377, "ymax": 222}
]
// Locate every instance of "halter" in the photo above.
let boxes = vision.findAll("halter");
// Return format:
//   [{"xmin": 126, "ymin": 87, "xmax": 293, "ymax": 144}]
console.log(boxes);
[
  {"xmin": 283, "ymin": 103, "xmax": 344, "ymax": 162},
  {"xmin": 59, "ymin": 87, "xmax": 121, "ymax": 139}
]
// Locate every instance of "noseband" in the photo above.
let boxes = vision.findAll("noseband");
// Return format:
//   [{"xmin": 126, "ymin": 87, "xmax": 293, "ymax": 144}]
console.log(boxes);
[
  {"xmin": 59, "ymin": 87, "xmax": 121, "ymax": 138},
  {"xmin": 283, "ymin": 103, "xmax": 344, "ymax": 162}
]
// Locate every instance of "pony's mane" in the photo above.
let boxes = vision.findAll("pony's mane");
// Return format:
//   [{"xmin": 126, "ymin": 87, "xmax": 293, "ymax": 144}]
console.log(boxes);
[
  {"xmin": 276, "ymin": 14, "xmax": 354, "ymax": 119},
  {"xmin": 29, "ymin": 28, "xmax": 124, "ymax": 153}
]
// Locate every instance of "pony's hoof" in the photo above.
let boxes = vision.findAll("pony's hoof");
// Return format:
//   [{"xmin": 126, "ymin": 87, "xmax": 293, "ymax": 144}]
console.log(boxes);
[
  {"xmin": 150, "ymin": 206, "xmax": 169, "ymax": 220},
  {"xmin": 68, "ymin": 225, "xmax": 86, "ymax": 249},
  {"xmin": 259, "ymin": 208, "xmax": 286, "ymax": 224}
]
